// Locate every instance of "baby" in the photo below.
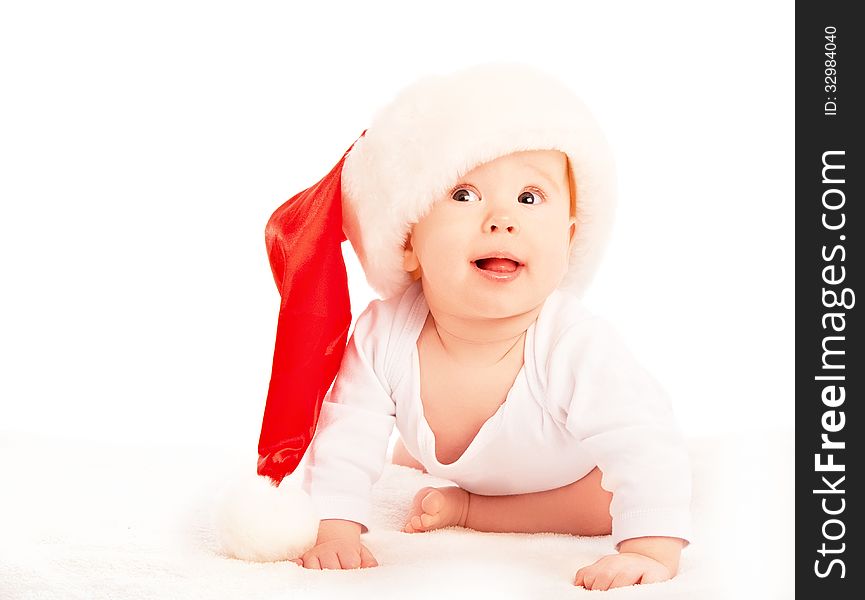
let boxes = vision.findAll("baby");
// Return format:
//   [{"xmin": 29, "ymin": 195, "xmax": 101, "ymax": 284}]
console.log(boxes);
[{"xmin": 269, "ymin": 64, "xmax": 691, "ymax": 590}]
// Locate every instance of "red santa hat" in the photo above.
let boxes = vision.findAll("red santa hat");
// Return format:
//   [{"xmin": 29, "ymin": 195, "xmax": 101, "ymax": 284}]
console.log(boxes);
[{"xmin": 217, "ymin": 62, "xmax": 616, "ymax": 561}]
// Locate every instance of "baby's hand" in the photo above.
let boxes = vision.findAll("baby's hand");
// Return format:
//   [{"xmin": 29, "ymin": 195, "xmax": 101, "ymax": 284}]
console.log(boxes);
[
  {"xmin": 573, "ymin": 552, "xmax": 672, "ymax": 590},
  {"xmin": 290, "ymin": 519, "xmax": 378, "ymax": 570},
  {"xmin": 291, "ymin": 538, "xmax": 378, "ymax": 570}
]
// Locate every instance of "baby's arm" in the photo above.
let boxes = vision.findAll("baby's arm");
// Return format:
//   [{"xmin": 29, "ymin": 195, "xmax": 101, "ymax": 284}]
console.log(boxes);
[
  {"xmin": 552, "ymin": 317, "xmax": 692, "ymax": 589},
  {"xmin": 297, "ymin": 300, "xmax": 397, "ymax": 569},
  {"xmin": 574, "ymin": 536, "xmax": 684, "ymax": 590}
]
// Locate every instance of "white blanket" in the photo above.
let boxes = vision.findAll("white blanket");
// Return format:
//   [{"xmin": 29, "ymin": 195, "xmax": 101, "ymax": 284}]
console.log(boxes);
[{"xmin": 0, "ymin": 432, "xmax": 792, "ymax": 599}]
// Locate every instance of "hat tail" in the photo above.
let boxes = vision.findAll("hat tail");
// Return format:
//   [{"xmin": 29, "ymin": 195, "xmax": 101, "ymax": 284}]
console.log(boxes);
[{"xmin": 257, "ymin": 140, "xmax": 359, "ymax": 484}]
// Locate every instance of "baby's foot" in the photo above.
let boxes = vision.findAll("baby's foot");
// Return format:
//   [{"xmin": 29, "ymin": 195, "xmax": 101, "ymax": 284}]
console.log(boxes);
[{"xmin": 403, "ymin": 486, "xmax": 470, "ymax": 533}]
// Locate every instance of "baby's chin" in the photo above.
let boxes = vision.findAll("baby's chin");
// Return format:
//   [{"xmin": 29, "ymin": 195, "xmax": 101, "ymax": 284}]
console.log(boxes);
[
  {"xmin": 425, "ymin": 279, "xmax": 548, "ymax": 322},
  {"xmin": 470, "ymin": 298, "xmax": 544, "ymax": 322}
]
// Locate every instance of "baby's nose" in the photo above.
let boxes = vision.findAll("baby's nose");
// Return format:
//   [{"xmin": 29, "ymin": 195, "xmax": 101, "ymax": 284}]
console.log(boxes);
[{"xmin": 484, "ymin": 215, "xmax": 520, "ymax": 234}]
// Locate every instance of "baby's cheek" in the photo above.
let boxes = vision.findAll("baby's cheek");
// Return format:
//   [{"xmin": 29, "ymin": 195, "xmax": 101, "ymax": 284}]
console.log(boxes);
[{"xmin": 436, "ymin": 245, "xmax": 468, "ymax": 270}]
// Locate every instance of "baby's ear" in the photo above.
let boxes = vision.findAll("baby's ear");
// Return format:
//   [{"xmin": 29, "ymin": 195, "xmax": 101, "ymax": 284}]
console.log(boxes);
[{"xmin": 403, "ymin": 232, "xmax": 420, "ymax": 273}]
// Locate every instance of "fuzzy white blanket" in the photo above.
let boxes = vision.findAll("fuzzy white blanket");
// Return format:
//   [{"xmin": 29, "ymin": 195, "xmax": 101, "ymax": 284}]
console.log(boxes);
[{"xmin": 0, "ymin": 432, "xmax": 792, "ymax": 599}]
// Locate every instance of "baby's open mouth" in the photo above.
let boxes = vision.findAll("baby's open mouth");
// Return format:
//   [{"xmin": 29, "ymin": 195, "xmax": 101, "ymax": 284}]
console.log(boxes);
[{"xmin": 473, "ymin": 257, "xmax": 522, "ymax": 273}]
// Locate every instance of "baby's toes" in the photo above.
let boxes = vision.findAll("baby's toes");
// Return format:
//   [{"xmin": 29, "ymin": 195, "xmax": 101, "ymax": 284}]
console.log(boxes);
[
  {"xmin": 402, "ymin": 513, "xmax": 421, "ymax": 533},
  {"xmin": 411, "ymin": 486, "xmax": 436, "ymax": 510},
  {"xmin": 420, "ymin": 489, "xmax": 445, "ymax": 517},
  {"xmin": 403, "ymin": 487, "xmax": 436, "ymax": 532},
  {"xmin": 418, "ymin": 489, "xmax": 447, "ymax": 529}
]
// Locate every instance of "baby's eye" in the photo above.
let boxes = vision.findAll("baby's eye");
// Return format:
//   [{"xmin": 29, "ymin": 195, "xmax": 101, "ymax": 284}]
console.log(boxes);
[
  {"xmin": 518, "ymin": 190, "xmax": 544, "ymax": 205},
  {"xmin": 452, "ymin": 188, "xmax": 480, "ymax": 202}
]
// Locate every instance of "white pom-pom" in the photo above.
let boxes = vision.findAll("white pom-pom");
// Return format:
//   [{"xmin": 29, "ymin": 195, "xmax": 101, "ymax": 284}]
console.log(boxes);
[{"xmin": 213, "ymin": 470, "xmax": 319, "ymax": 562}]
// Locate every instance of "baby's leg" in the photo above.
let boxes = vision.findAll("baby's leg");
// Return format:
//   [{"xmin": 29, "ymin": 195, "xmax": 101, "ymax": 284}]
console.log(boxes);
[
  {"xmin": 404, "ymin": 467, "xmax": 613, "ymax": 536},
  {"xmin": 391, "ymin": 436, "xmax": 427, "ymax": 473},
  {"xmin": 464, "ymin": 468, "xmax": 613, "ymax": 536}
]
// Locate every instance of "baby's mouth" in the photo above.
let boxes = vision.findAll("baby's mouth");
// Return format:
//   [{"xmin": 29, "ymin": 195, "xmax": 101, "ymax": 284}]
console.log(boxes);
[{"xmin": 473, "ymin": 258, "xmax": 522, "ymax": 273}]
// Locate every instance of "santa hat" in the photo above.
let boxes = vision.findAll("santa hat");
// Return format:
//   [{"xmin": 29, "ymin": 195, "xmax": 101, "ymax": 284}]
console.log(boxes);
[
  {"xmin": 341, "ymin": 62, "xmax": 616, "ymax": 300},
  {"xmin": 255, "ymin": 139, "xmax": 357, "ymax": 485},
  {"xmin": 215, "ymin": 62, "xmax": 616, "ymax": 562}
]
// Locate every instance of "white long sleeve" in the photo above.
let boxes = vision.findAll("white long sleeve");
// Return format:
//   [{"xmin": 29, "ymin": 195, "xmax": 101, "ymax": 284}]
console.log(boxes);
[
  {"xmin": 549, "ymin": 316, "xmax": 692, "ymax": 547},
  {"xmin": 301, "ymin": 299, "xmax": 396, "ymax": 533}
]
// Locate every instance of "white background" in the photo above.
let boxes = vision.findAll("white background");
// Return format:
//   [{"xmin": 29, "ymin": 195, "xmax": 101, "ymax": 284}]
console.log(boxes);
[{"xmin": 0, "ymin": 1, "xmax": 793, "ymax": 449}]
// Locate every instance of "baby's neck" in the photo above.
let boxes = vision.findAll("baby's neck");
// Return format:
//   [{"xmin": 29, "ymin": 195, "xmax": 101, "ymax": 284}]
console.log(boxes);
[{"xmin": 424, "ymin": 305, "xmax": 541, "ymax": 368}]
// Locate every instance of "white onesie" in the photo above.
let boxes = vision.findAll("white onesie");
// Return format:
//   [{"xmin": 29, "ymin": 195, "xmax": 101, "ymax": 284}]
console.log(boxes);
[{"xmin": 302, "ymin": 280, "xmax": 692, "ymax": 547}]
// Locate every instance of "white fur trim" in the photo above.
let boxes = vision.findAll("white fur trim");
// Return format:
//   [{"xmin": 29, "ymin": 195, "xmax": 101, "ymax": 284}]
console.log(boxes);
[
  {"xmin": 213, "ymin": 471, "xmax": 319, "ymax": 562},
  {"xmin": 341, "ymin": 62, "xmax": 616, "ymax": 300}
]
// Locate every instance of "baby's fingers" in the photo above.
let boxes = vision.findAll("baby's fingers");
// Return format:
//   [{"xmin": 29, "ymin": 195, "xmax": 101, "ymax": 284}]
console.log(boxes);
[
  {"xmin": 575, "ymin": 565, "xmax": 623, "ymax": 591},
  {"xmin": 360, "ymin": 545, "xmax": 379, "ymax": 568},
  {"xmin": 316, "ymin": 552, "xmax": 342, "ymax": 570},
  {"xmin": 639, "ymin": 570, "xmax": 669, "ymax": 585},
  {"xmin": 587, "ymin": 568, "xmax": 617, "ymax": 591},
  {"xmin": 609, "ymin": 569, "xmax": 643, "ymax": 589},
  {"xmin": 337, "ymin": 549, "xmax": 361, "ymax": 570},
  {"xmin": 573, "ymin": 567, "xmax": 594, "ymax": 589},
  {"xmin": 300, "ymin": 549, "xmax": 340, "ymax": 570}
]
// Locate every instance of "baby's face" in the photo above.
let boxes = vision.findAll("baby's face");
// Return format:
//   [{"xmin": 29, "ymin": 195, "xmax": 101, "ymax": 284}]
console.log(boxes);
[{"xmin": 403, "ymin": 149, "xmax": 576, "ymax": 319}]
